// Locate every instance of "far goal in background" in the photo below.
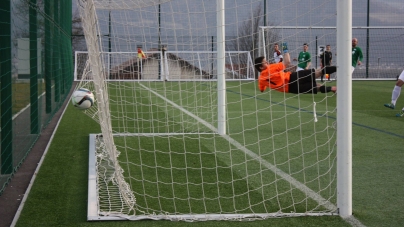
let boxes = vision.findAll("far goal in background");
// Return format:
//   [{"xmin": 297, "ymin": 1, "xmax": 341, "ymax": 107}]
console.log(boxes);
[
  {"xmin": 77, "ymin": 0, "xmax": 352, "ymax": 221},
  {"xmin": 74, "ymin": 51, "xmax": 254, "ymax": 81}
]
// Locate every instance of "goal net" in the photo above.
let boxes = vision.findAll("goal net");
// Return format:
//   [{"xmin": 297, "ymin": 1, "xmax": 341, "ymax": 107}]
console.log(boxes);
[
  {"xmin": 77, "ymin": 0, "xmax": 343, "ymax": 221},
  {"xmin": 259, "ymin": 26, "xmax": 404, "ymax": 79}
]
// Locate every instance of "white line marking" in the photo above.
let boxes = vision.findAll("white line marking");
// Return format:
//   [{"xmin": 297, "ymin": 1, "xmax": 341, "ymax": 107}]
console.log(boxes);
[
  {"xmin": 141, "ymin": 83, "xmax": 366, "ymax": 226},
  {"xmin": 139, "ymin": 85, "xmax": 328, "ymax": 206}
]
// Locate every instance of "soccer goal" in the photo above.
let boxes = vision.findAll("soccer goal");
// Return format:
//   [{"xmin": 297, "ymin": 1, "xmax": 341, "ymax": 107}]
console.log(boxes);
[
  {"xmin": 74, "ymin": 50, "xmax": 255, "ymax": 81},
  {"xmin": 77, "ymin": 0, "xmax": 352, "ymax": 221}
]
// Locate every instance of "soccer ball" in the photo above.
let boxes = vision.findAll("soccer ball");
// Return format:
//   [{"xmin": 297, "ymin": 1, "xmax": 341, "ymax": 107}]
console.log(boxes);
[{"xmin": 71, "ymin": 88, "xmax": 95, "ymax": 110}]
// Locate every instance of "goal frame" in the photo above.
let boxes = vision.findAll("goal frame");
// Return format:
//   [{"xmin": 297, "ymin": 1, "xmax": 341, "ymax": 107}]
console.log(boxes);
[
  {"xmin": 87, "ymin": 129, "xmax": 338, "ymax": 221},
  {"xmin": 81, "ymin": 0, "xmax": 353, "ymax": 221}
]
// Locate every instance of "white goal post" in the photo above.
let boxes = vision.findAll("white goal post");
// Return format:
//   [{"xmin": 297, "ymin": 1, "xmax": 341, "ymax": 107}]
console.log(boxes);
[{"xmin": 77, "ymin": 0, "xmax": 353, "ymax": 222}]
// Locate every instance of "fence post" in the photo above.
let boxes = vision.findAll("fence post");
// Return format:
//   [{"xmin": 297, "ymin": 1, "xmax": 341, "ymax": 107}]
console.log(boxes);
[
  {"xmin": 30, "ymin": 0, "xmax": 39, "ymax": 134},
  {"xmin": 0, "ymin": 0, "xmax": 13, "ymax": 174}
]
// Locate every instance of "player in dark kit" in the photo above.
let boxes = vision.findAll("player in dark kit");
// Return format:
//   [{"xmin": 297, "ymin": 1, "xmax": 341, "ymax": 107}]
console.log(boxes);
[{"xmin": 319, "ymin": 44, "xmax": 333, "ymax": 82}]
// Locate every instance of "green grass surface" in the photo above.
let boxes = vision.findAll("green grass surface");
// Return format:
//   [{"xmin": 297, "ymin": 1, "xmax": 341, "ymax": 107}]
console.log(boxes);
[
  {"xmin": 12, "ymin": 82, "xmax": 46, "ymax": 114},
  {"xmin": 15, "ymin": 81, "xmax": 404, "ymax": 227},
  {"xmin": 103, "ymin": 81, "xmax": 338, "ymax": 216}
]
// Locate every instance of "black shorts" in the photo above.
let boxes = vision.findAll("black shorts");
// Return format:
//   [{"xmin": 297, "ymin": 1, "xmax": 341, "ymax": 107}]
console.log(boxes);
[{"xmin": 288, "ymin": 69, "xmax": 317, "ymax": 94}]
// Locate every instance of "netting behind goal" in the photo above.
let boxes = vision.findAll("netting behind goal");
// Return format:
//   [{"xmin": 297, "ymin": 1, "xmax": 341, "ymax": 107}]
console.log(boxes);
[
  {"xmin": 259, "ymin": 26, "xmax": 404, "ymax": 79},
  {"xmin": 77, "ymin": 0, "xmax": 339, "ymax": 221}
]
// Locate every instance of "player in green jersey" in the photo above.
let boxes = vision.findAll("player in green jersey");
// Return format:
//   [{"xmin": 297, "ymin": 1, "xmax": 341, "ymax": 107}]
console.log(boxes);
[
  {"xmin": 294, "ymin": 43, "xmax": 311, "ymax": 71},
  {"xmin": 351, "ymin": 38, "xmax": 363, "ymax": 73}
]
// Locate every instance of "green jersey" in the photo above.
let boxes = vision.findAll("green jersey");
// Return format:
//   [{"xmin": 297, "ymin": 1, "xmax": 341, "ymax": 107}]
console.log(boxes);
[
  {"xmin": 352, "ymin": 47, "xmax": 363, "ymax": 67},
  {"xmin": 297, "ymin": 51, "xmax": 311, "ymax": 69}
]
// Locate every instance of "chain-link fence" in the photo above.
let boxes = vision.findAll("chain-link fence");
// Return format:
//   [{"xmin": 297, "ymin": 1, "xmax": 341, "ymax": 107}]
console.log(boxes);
[{"xmin": 0, "ymin": 0, "xmax": 73, "ymax": 194}]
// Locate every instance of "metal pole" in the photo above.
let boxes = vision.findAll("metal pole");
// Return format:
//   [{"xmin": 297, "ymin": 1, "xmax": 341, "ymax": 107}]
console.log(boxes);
[
  {"xmin": 263, "ymin": 0, "xmax": 266, "ymax": 27},
  {"xmin": 30, "ymin": 0, "xmax": 39, "ymax": 134},
  {"xmin": 158, "ymin": 2, "xmax": 161, "ymax": 80},
  {"xmin": 315, "ymin": 36, "xmax": 318, "ymax": 68},
  {"xmin": 263, "ymin": 0, "xmax": 267, "ymax": 59},
  {"xmin": 217, "ymin": 0, "xmax": 226, "ymax": 135},
  {"xmin": 337, "ymin": 0, "xmax": 352, "ymax": 218},
  {"xmin": 211, "ymin": 35, "xmax": 214, "ymax": 77},
  {"xmin": 0, "ymin": 0, "xmax": 13, "ymax": 174},
  {"xmin": 45, "ymin": 0, "xmax": 52, "ymax": 113},
  {"xmin": 366, "ymin": 0, "xmax": 370, "ymax": 78},
  {"xmin": 108, "ymin": 9, "xmax": 111, "ymax": 79}
]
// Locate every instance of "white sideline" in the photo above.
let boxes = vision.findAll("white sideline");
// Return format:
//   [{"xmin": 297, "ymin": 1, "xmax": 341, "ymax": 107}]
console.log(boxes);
[
  {"xmin": 10, "ymin": 95, "xmax": 70, "ymax": 227},
  {"xmin": 5, "ymin": 87, "xmax": 55, "ymax": 133},
  {"xmin": 138, "ymin": 83, "xmax": 366, "ymax": 227}
]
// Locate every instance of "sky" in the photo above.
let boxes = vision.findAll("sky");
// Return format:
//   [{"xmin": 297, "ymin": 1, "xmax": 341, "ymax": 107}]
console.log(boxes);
[
  {"xmin": 72, "ymin": 0, "xmax": 404, "ymax": 27},
  {"xmin": 70, "ymin": 0, "xmax": 404, "ymax": 66},
  {"xmin": 382, "ymin": 0, "xmax": 404, "ymax": 8}
]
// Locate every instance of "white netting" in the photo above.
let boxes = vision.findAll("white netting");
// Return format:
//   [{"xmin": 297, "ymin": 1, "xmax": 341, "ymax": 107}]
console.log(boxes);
[
  {"xmin": 259, "ymin": 26, "xmax": 404, "ymax": 79},
  {"xmin": 78, "ymin": 0, "xmax": 339, "ymax": 221},
  {"xmin": 92, "ymin": 0, "xmax": 172, "ymax": 9}
]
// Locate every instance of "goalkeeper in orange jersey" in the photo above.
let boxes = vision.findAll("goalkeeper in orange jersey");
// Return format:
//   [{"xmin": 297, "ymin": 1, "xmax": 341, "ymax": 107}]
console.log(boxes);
[{"xmin": 255, "ymin": 42, "xmax": 337, "ymax": 94}]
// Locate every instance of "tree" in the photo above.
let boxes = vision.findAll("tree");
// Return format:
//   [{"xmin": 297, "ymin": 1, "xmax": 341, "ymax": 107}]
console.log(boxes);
[
  {"xmin": 229, "ymin": 4, "xmax": 279, "ymax": 79},
  {"xmin": 13, "ymin": 0, "xmax": 45, "ymax": 39},
  {"xmin": 71, "ymin": 9, "xmax": 86, "ymax": 51}
]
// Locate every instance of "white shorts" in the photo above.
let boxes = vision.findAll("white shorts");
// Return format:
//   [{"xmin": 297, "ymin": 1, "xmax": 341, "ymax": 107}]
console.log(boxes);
[
  {"xmin": 351, "ymin": 66, "xmax": 355, "ymax": 74},
  {"xmin": 399, "ymin": 69, "xmax": 404, "ymax": 81},
  {"xmin": 296, "ymin": 67, "xmax": 304, "ymax": 72}
]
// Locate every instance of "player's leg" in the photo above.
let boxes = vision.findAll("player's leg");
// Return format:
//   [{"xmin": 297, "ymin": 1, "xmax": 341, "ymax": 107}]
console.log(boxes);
[
  {"xmin": 289, "ymin": 69, "xmax": 336, "ymax": 94},
  {"xmin": 312, "ymin": 66, "xmax": 337, "ymax": 79},
  {"xmin": 290, "ymin": 81, "xmax": 335, "ymax": 94},
  {"xmin": 318, "ymin": 85, "xmax": 337, "ymax": 93},
  {"xmin": 384, "ymin": 69, "xmax": 404, "ymax": 109},
  {"xmin": 289, "ymin": 70, "xmax": 335, "ymax": 94},
  {"xmin": 296, "ymin": 69, "xmax": 320, "ymax": 92},
  {"xmin": 282, "ymin": 52, "xmax": 291, "ymax": 68},
  {"xmin": 326, "ymin": 64, "xmax": 331, "ymax": 81},
  {"xmin": 396, "ymin": 108, "xmax": 404, "ymax": 117},
  {"xmin": 288, "ymin": 72, "xmax": 301, "ymax": 94},
  {"xmin": 314, "ymin": 70, "xmax": 336, "ymax": 93},
  {"xmin": 285, "ymin": 65, "xmax": 297, "ymax": 73},
  {"xmin": 296, "ymin": 69, "xmax": 316, "ymax": 83},
  {"xmin": 281, "ymin": 47, "xmax": 298, "ymax": 74}
]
